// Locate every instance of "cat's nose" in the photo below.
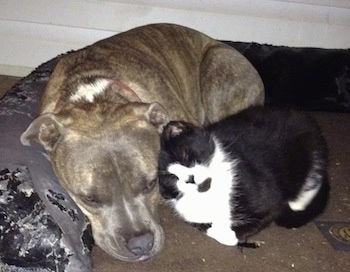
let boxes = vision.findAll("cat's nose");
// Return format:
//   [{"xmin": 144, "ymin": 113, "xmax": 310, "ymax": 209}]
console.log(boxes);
[{"xmin": 186, "ymin": 175, "xmax": 195, "ymax": 184}]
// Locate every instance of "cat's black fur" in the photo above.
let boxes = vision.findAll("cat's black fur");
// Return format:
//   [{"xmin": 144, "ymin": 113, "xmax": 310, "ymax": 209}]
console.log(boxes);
[{"xmin": 158, "ymin": 106, "xmax": 330, "ymax": 245}]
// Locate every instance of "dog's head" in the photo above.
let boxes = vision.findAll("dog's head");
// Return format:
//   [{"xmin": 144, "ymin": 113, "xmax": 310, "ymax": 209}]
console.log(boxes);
[{"xmin": 21, "ymin": 102, "xmax": 168, "ymax": 262}]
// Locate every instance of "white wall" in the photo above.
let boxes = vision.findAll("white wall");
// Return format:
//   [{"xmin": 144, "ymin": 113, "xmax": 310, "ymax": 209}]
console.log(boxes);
[{"xmin": 0, "ymin": 0, "xmax": 349, "ymax": 77}]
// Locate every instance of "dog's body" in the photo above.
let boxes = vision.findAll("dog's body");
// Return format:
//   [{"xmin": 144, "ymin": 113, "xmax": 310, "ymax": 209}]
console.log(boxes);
[
  {"xmin": 20, "ymin": 24, "xmax": 264, "ymax": 262},
  {"xmin": 158, "ymin": 106, "xmax": 329, "ymax": 246}
]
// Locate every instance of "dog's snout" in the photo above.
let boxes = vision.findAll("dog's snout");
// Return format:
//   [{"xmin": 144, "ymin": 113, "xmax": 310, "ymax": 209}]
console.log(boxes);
[{"xmin": 126, "ymin": 232, "xmax": 154, "ymax": 256}]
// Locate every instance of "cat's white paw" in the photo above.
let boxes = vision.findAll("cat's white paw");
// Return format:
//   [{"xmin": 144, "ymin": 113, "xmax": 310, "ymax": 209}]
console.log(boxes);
[{"xmin": 206, "ymin": 226, "xmax": 238, "ymax": 246}]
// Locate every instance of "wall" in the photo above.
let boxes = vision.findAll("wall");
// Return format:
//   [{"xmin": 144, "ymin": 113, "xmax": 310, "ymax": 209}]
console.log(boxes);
[{"xmin": 0, "ymin": 0, "xmax": 349, "ymax": 76}]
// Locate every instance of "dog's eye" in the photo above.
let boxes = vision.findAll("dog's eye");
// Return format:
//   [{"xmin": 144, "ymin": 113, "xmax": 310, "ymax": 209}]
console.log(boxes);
[
  {"xmin": 81, "ymin": 195, "xmax": 102, "ymax": 207},
  {"xmin": 143, "ymin": 178, "xmax": 158, "ymax": 194}
]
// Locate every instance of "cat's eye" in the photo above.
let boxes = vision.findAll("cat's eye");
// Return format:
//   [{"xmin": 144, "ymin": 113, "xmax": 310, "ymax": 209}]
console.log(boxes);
[
  {"xmin": 182, "ymin": 148, "xmax": 189, "ymax": 162},
  {"xmin": 181, "ymin": 148, "xmax": 194, "ymax": 166}
]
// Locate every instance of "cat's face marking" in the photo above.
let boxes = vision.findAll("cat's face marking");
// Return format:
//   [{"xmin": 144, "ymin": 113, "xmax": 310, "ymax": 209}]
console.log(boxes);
[
  {"xmin": 160, "ymin": 121, "xmax": 236, "ymax": 196},
  {"xmin": 167, "ymin": 163, "xmax": 211, "ymax": 192},
  {"xmin": 160, "ymin": 120, "xmax": 216, "ymax": 195},
  {"xmin": 167, "ymin": 163, "xmax": 212, "ymax": 193},
  {"xmin": 197, "ymin": 178, "xmax": 212, "ymax": 192}
]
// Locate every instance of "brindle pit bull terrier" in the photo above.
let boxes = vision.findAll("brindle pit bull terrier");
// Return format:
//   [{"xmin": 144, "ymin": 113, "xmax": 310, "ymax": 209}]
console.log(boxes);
[{"xmin": 20, "ymin": 23, "xmax": 264, "ymax": 262}]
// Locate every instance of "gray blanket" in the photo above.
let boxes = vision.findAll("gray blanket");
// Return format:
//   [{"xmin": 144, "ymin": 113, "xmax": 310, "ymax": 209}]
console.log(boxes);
[{"xmin": 0, "ymin": 56, "xmax": 93, "ymax": 272}]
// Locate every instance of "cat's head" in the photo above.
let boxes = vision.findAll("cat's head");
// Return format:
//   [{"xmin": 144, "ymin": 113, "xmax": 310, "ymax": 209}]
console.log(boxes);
[
  {"xmin": 160, "ymin": 121, "xmax": 215, "ymax": 167},
  {"xmin": 158, "ymin": 121, "xmax": 214, "ymax": 199}
]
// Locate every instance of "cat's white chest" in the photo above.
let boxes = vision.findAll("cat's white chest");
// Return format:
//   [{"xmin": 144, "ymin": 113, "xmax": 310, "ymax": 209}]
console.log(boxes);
[
  {"xmin": 165, "ymin": 137, "xmax": 241, "ymax": 246},
  {"xmin": 167, "ymin": 157, "xmax": 236, "ymax": 224},
  {"xmin": 171, "ymin": 187, "xmax": 214, "ymax": 223}
]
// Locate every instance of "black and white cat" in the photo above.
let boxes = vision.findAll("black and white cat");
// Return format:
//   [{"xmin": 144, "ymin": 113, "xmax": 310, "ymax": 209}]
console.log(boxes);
[{"xmin": 158, "ymin": 106, "xmax": 330, "ymax": 247}]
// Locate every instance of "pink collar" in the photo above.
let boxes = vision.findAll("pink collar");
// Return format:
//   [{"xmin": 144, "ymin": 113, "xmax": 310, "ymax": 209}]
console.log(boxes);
[{"xmin": 111, "ymin": 79, "xmax": 141, "ymax": 102}]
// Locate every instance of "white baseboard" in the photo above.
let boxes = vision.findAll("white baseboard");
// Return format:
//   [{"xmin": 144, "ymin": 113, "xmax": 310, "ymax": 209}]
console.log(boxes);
[{"xmin": 0, "ymin": 0, "xmax": 349, "ymax": 77}]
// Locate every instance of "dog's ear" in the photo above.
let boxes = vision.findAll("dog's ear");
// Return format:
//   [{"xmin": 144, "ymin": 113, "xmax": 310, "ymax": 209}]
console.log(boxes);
[
  {"xmin": 21, "ymin": 113, "xmax": 64, "ymax": 151},
  {"xmin": 144, "ymin": 102, "xmax": 169, "ymax": 133}
]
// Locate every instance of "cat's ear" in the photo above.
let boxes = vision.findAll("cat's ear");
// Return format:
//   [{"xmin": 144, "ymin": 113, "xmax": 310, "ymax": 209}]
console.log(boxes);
[
  {"xmin": 163, "ymin": 121, "xmax": 192, "ymax": 139},
  {"xmin": 168, "ymin": 122, "xmax": 188, "ymax": 136}
]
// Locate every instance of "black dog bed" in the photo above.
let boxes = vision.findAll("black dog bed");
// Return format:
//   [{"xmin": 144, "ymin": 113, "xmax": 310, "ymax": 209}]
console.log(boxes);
[
  {"xmin": 226, "ymin": 42, "xmax": 350, "ymax": 112},
  {"xmin": 0, "ymin": 41, "xmax": 349, "ymax": 272}
]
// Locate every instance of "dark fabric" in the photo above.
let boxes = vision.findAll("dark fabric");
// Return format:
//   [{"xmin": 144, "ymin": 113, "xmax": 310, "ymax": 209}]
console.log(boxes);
[
  {"xmin": 226, "ymin": 42, "xmax": 350, "ymax": 112},
  {"xmin": 0, "ymin": 168, "xmax": 93, "ymax": 272}
]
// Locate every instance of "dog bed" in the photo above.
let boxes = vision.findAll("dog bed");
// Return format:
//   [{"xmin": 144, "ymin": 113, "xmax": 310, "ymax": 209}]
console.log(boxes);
[{"xmin": 0, "ymin": 42, "xmax": 349, "ymax": 272}]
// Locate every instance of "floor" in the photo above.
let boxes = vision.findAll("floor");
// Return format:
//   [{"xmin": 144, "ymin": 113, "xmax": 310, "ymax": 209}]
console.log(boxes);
[
  {"xmin": 1, "ymin": 75, "xmax": 349, "ymax": 272},
  {"xmin": 0, "ymin": 75, "xmax": 19, "ymax": 98}
]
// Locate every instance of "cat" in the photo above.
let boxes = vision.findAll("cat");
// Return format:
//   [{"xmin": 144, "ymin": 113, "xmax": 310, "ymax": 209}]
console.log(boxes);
[{"xmin": 158, "ymin": 106, "xmax": 330, "ymax": 247}]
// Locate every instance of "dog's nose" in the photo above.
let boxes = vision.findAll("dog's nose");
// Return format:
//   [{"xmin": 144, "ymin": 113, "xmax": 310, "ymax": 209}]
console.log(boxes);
[{"xmin": 126, "ymin": 232, "xmax": 154, "ymax": 256}]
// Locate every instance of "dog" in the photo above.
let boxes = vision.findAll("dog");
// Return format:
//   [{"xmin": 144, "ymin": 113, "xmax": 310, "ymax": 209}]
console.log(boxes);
[{"xmin": 20, "ymin": 23, "xmax": 264, "ymax": 262}]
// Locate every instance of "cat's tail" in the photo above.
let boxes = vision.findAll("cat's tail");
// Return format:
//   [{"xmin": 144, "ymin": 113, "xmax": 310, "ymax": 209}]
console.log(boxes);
[{"xmin": 275, "ymin": 178, "xmax": 330, "ymax": 228}]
